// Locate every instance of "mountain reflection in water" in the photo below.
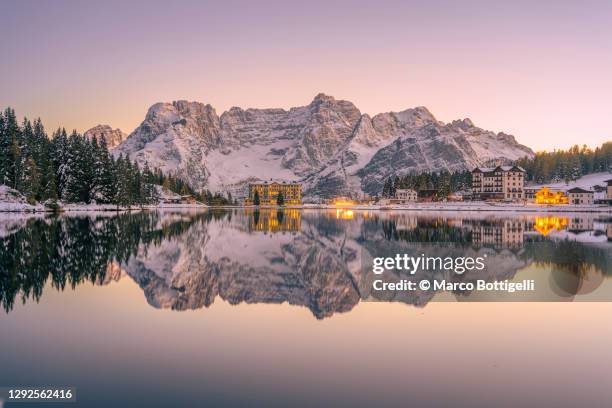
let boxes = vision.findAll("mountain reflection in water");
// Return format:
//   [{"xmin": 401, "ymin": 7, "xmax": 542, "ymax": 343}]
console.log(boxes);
[{"xmin": 1, "ymin": 209, "xmax": 611, "ymax": 317}]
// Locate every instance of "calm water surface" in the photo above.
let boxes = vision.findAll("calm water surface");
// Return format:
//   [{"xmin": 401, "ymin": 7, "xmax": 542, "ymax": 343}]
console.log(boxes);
[{"xmin": 1, "ymin": 209, "xmax": 611, "ymax": 407}]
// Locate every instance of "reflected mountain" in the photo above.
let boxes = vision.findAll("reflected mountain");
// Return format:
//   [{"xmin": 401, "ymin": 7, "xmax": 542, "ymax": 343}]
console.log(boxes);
[{"xmin": 1, "ymin": 209, "xmax": 611, "ymax": 318}]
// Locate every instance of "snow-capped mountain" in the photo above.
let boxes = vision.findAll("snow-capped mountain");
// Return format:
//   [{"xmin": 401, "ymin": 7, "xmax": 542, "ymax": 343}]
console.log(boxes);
[
  {"xmin": 113, "ymin": 94, "xmax": 534, "ymax": 197},
  {"xmin": 84, "ymin": 124, "xmax": 126, "ymax": 149}
]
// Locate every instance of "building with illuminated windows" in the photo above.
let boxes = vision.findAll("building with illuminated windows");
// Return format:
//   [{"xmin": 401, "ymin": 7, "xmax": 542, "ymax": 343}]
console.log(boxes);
[
  {"xmin": 534, "ymin": 187, "xmax": 569, "ymax": 205},
  {"xmin": 471, "ymin": 165, "xmax": 525, "ymax": 200},
  {"xmin": 244, "ymin": 181, "xmax": 302, "ymax": 205}
]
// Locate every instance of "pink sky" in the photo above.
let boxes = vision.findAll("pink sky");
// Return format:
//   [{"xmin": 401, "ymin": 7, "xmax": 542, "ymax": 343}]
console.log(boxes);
[{"xmin": 1, "ymin": 0, "xmax": 611, "ymax": 151}]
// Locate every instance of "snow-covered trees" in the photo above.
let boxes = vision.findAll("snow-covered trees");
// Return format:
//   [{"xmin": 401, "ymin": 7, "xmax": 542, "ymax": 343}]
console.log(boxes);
[
  {"xmin": 0, "ymin": 108, "xmax": 163, "ymax": 207},
  {"xmin": 518, "ymin": 143, "xmax": 612, "ymax": 184}
]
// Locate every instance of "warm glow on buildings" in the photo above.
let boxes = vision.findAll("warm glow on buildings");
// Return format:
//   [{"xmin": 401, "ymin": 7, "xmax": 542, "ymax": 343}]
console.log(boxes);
[
  {"xmin": 244, "ymin": 181, "xmax": 302, "ymax": 205},
  {"xmin": 335, "ymin": 209, "xmax": 354, "ymax": 219},
  {"xmin": 534, "ymin": 188, "xmax": 569, "ymax": 205},
  {"xmin": 247, "ymin": 208, "xmax": 301, "ymax": 232},
  {"xmin": 533, "ymin": 216, "xmax": 568, "ymax": 235},
  {"xmin": 333, "ymin": 198, "xmax": 355, "ymax": 206}
]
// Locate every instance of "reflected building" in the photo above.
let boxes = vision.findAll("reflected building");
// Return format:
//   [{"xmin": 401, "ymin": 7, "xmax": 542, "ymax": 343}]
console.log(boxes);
[
  {"xmin": 335, "ymin": 208, "xmax": 355, "ymax": 219},
  {"xmin": 529, "ymin": 216, "xmax": 569, "ymax": 236},
  {"xmin": 568, "ymin": 217, "xmax": 594, "ymax": 232},
  {"xmin": 468, "ymin": 219, "xmax": 524, "ymax": 247},
  {"xmin": 390, "ymin": 214, "xmax": 418, "ymax": 231},
  {"xmin": 247, "ymin": 208, "xmax": 301, "ymax": 232}
]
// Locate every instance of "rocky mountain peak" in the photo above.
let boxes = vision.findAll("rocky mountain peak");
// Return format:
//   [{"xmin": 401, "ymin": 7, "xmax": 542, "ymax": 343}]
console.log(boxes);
[
  {"xmin": 311, "ymin": 92, "xmax": 336, "ymax": 104},
  {"xmin": 451, "ymin": 118, "xmax": 475, "ymax": 131},
  {"xmin": 83, "ymin": 124, "xmax": 126, "ymax": 149}
]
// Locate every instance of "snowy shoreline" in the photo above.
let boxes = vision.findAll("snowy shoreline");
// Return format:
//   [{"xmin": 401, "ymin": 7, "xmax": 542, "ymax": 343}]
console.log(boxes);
[
  {"xmin": 0, "ymin": 202, "xmax": 208, "ymax": 213},
  {"xmin": 327, "ymin": 203, "xmax": 612, "ymax": 213},
  {"xmin": 1, "ymin": 201, "xmax": 611, "ymax": 214},
  {"xmin": 221, "ymin": 203, "xmax": 612, "ymax": 213}
]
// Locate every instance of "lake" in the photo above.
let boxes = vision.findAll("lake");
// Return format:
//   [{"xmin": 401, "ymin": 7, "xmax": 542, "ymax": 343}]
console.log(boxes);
[{"xmin": 1, "ymin": 209, "xmax": 612, "ymax": 407}]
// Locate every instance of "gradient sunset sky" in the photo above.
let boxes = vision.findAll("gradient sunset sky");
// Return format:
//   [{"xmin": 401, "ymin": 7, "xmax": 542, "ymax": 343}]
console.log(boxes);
[{"xmin": 1, "ymin": 0, "xmax": 610, "ymax": 151}]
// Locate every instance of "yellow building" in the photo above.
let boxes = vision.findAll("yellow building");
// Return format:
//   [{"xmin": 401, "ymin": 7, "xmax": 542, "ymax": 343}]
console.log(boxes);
[
  {"xmin": 247, "ymin": 208, "xmax": 301, "ymax": 232},
  {"xmin": 244, "ymin": 181, "xmax": 302, "ymax": 205},
  {"xmin": 534, "ymin": 187, "xmax": 569, "ymax": 205}
]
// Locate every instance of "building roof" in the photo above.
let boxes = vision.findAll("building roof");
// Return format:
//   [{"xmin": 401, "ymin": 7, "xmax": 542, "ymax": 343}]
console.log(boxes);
[
  {"xmin": 473, "ymin": 165, "xmax": 525, "ymax": 173},
  {"xmin": 250, "ymin": 180, "xmax": 301, "ymax": 186},
  {"xmin": 472, "ymin": 167, "xmax": 495, "ymax": 173},
  {"xmin": 567, "ymin": 187, "xmax": 593, "ymax": 194}
]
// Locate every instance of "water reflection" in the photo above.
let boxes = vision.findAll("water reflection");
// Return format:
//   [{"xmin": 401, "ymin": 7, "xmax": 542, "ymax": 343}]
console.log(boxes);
[{"xmin": 1, "ymin": 210, "xmax": 611, "ymax": 317}]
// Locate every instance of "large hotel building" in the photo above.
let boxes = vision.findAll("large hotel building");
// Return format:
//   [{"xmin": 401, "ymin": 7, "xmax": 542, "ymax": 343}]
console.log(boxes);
[
  {"xmin": 471, "ymin": 165, "xmax": 525, "ymax": 200},
  {"xmin": 244, "ymin": 181, "xmax": 302, "ymax": 205}
]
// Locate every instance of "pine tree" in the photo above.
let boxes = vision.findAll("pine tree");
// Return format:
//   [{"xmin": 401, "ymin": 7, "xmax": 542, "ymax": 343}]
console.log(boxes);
[
  {"xmin": 81, "ymin": 134, "xmax": 95, "ymax": 202},
  {"xmin": 9, "ymin": 137, "xmax": 21, "ymax": 190},
  {"xmin": 277, "ymin": 191, "xmax": 284, "ymax": 206},
  {"xmin": 382, "ymin": 177, "xmax": 392, "ymax": 198},
  {"xmin": 141, "ymin": 161, "xmax": 158, "ymax": 204},
  {"xmin": 20, "ymin": 156, "xmax": 40, "ymax": 204},
  {"xmin": 44, "ymin": 171, "xmax": 58, "ymax": 202},
  {"xmin": 33, "ymin": 118, "xmax": 53, "ymax": 201},
  {"xmin": 62, "ymin": 132, "xmax": 88, "ymax": 203},
  {"xmin": 92, "ymin": 136, "xmax": 116, "ymax": 203},
  {"xmin": 0, "ymin": 111, "xmax": 6, "ymax": 182},
  {"xmin": 392, "ymin": 175, "xmax": 400, "ymax": 197},
  {"xmin": 115, "ymin": 155, "xmax": 131, "ymax": 208},
  {"xmin": 2, "ymin": 108, "xmax": 21, "ymax": 188},
  {"xmin": 180, "ymin": 184, "xmax": 190, "ymax": 196},
  {"xmin": 438, "ymin": 171, "xmax": 451, "ymax": 199},
  {"xmin": 132, "ymin": 162, "xmax": 143, "ymax": 206},
  {"xmin": 253, "ymin": 190, "xmax": 260, "ymax": 206},
  {"xmin": 52, "ymin": 128, "xmax": 69, "ymax": 199}
]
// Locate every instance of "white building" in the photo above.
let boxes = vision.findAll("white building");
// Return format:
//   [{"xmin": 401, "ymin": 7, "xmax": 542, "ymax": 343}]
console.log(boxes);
[
  {"xmin": 472, "ymin": 165, "xmax": 525, "ymax": 201},
  {"xmin": 380, "ymin": 189, "xmax": 418, "ymax": 205},
  {"xmin": 394, "ymin": 189, "xmax": 417, "ymax": 203},
  {"xmin": 567, "ymin": 187, "xmax": 594, "ymax": 205}
]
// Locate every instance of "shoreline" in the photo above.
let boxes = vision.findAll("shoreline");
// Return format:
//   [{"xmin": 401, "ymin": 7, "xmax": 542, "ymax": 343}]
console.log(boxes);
[{"xmin": 2, "ymin": 202, "xmax": 611, "ymax": 214}]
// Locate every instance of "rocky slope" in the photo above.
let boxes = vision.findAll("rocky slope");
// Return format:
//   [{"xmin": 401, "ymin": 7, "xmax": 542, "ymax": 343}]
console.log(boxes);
[
  {"xmin": 84, "ymin": 124, "xmax": 126, "ymax": 149},
  {"xmin": 113, "ymin": 94, "xmax": 534, "ymax": 197}
]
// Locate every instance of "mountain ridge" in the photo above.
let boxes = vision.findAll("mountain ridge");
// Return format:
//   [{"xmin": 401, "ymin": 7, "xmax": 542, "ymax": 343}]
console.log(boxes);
[{"xmin": 107, "ymin": 94, "xmax": 533, "ymax": 198}]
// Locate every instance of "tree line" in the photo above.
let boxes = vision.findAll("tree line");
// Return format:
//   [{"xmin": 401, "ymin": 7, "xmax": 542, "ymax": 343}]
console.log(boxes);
[
  {"xmin": 381, "ymin": 170, "xmax": 472, "ymax": 198},
  {"xmin": 0, "ymin": 211, "xmax": 216, "ymax": 312},
  {"xmin": 379, "ymin": 142, "xmax": 611, "ymax": 197},
  {"xmin": 517, "ymin": 143, "xmax": 611, "ymax": 184},
  {"xmin": 0, "ymin": 107, "xmax": 158, "ymax": 206}
]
